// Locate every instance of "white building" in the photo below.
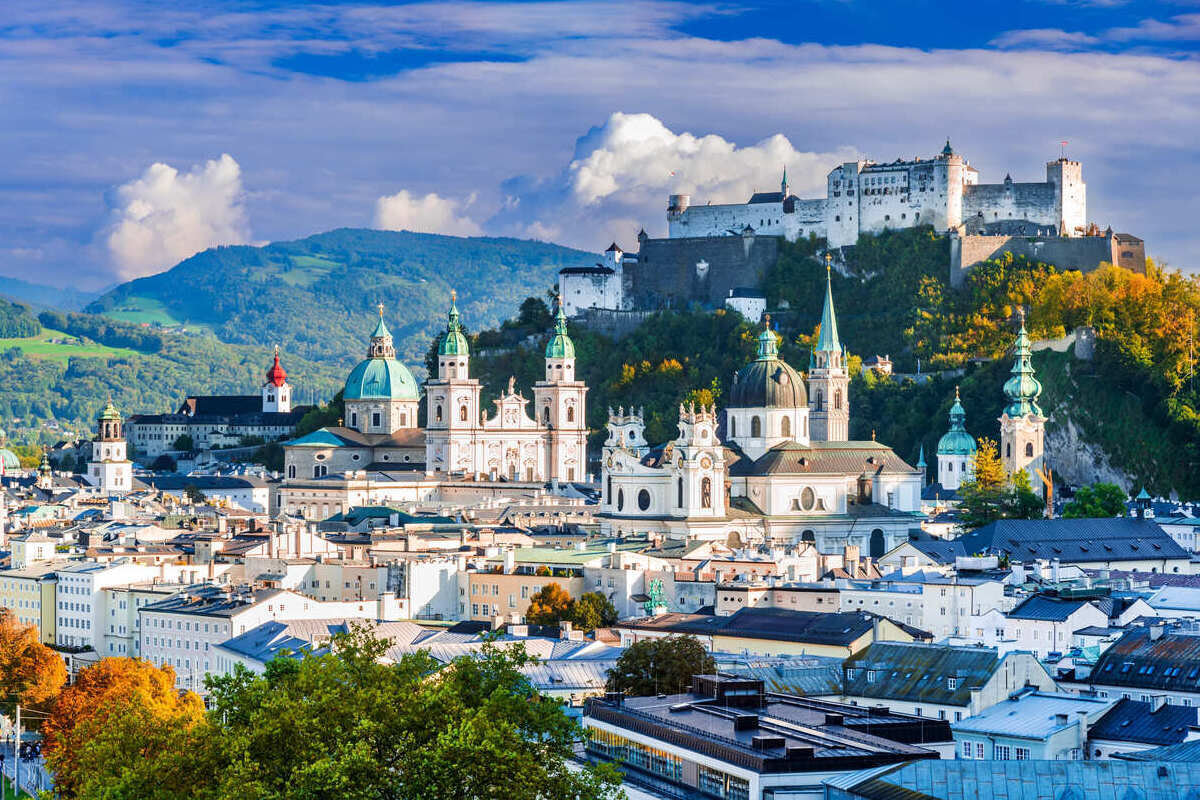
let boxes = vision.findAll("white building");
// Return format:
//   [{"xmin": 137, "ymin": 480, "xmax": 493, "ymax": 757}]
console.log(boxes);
[
  {"xmin": 668, "ymin": 144, "xmax": 1086, "ymax": 249},
  {"xmin": 86, "ymin": 401, "xmax": 132, "ymax": 493},
  {"xmin": 54, "ymin": 560, "xmax": 166, "ymax": 650},
  {"xmin": 936, "ymin": 388, "xmax": 975, "ymax": 492},
  {"xmin": 559, "ymin": 243, "xmax": 627, "ymax": 317}
]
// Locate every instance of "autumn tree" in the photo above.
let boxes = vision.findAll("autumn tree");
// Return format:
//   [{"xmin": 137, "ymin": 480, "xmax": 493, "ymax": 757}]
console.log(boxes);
[
  {"xmin": 957, "ymin": 438, "xmax": 1042, "ymax": 529},
  {"xmin": 570, "ymin": 592, "xmax": 619, "ymax": 632},
  {"xmin": 42, "ymin": 658, "xmax": 207, "ymax": 798},
  {"xmin": 1063, "ymin": 482, "xmax": 1128, "ymax": 518},
  {"xmin": 607, "ymin": 635, "xmax": 715, "ymax": 697},
  {"xmin": 0, "ymin": 609, "xmax": 65, "ymax": 712},
  {"xmin": 526, "ymin": 582, "xmax": 575, "ymax": 626}
]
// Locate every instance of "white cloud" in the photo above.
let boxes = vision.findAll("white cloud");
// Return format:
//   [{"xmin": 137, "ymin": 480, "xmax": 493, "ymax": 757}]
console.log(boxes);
[
  {"xmin": 104, "ymin": 153, "xmax": 249, "ymax": 279},
  {"xmin": 374, "ymin": 190, "xmax": 483, "ymax": 236},
  {"xmin": 487, "ymin": 112, "xmax": 857, "ymax": 249},
  {"xmin": 990, "ymin": 28, "xmax": 1102, "ymax": 49}
]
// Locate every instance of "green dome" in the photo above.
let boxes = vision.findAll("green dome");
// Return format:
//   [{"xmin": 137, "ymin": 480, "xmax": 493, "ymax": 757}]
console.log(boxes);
[
  {"xmin": 99, "ymin": 399, "xmax": 120, "ymax": 421},
  {"xmin": 545, "ymin": 303, "xmax": 575, "ymax": 359},
  {"xmin": 0, "ymin": 449, "xmax": 19, "ymax": 472},
  {"xmin": 438, "ymin": 292, "xmax": 469, "ymax": 357},
  {"xmin": 937, "ymin": 388, "xmax": 977, "ymax": 456},
  {"xmin": 1003, "ymin": 314, "xmax": 1044, "ymax": 418},
  {"xmin": 729, "ymin": 319, "xmax": 807, "ymax": 408},
  {"xmin": 344, "ymin": 358, "xmax": 420, "ymax": 401}
]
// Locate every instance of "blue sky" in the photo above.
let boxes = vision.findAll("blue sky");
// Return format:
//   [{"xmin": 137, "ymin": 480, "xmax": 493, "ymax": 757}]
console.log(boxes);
[{"xmin": 2, "ymin": 0, "xmax": 1199, "ymax": 288}]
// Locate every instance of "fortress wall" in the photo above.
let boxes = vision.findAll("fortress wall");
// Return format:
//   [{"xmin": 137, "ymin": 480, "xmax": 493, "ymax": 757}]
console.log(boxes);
[
  {"xmin": 950, "ymin": 234, "xmax": 1123, "ymax": 288},
  {"xmin": 627, "ymin": 235, "xmax": 780, "ymax": 310},
  {"xmin": 962, "ymin": 182, "xmax": 1057, "ymax": 229}
]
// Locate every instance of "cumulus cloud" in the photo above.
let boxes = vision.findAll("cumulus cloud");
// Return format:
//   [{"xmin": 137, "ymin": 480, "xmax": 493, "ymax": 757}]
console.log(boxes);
[
  {"xmin": 487, "ymin": 112, "xmax": 857, "ymax": 247},
  {"xmin": 374, "ymin": 190, "xmax": 484, "ymax": 236},
  {"xmin": 104, "ymin": 153, "xmax": 250, "ymax": 279}
]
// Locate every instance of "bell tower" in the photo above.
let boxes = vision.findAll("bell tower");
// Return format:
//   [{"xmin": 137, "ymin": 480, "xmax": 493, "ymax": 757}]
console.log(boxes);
[
  {"xmin": 534, "ymin": 300, "xmax": 588, "ymax": 483},
  {"xmin": 88, "ymin": 399, "xmax": 132, "ymax": 493},
  {"xmin": 999, "ymin": 310, "xmax": 1046, "ymax": 478},
  {"xmin": 808, "ymin": 255, "xmax": 849, "ymax": 441},
  {"xmin": 425, "ymin": 291, "xmax": 483, "ymax": 475},
  {"xmin": 262, "ymin": 346, "xmax": 292, "ymax": 413}
]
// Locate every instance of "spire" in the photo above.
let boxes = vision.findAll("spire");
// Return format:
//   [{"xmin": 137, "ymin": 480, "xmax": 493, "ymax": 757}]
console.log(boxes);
[
  {"xmin": 781, "ymin": 166, "xmax": 789, "ymax": 196},
  {"xmin": 942, "ymin": 138, "xmax": 954, "ymax": 156},
  {"xmin": 266, "ymin": 345, "xmax": 287, "ymax": 387},
  {"xmin": 815, "ymin": 254, "xmax": 841, "ymax": 354},
  {"xmin": 1003, "ymin": 308, "xmax": 1043, "ymax": 418},
  {"xmin": 917, "ymin": 443, "xmax": 927, "ymax": 470},
  {"xmin": 439, "ymin": 289, "xmax": 469, "ymax": 356},
  {"xmin": 755, "ymin": 314, "xmax": 779, "ymax": 361},
  {"xmin": 371, "ymin": 302, "xmax": 391, "ymax": 339},
  {"xmin": 545, "ymin": 297, "xmax": 575, "ymax": 360}
]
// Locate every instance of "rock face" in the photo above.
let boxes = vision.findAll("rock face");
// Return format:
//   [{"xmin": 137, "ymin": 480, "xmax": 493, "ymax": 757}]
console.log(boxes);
[{"xmin": 1045, "ymin": 415, "xmax": 1132, "ymax": 490}]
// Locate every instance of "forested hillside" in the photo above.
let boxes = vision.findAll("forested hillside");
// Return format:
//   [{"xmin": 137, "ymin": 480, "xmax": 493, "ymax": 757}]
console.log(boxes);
[
  {"xmin": 462, "ymin": 228, "xmax": 1200, "ymax": 496},
  {"xmin": 87, "ymin": 228, "xmax": 595, "ymax": 366}
]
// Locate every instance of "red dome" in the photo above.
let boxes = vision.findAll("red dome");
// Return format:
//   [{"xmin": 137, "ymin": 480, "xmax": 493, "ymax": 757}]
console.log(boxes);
[{"xmin": 266, "ymin": 350, "xmax": 287, "ymax": 387}]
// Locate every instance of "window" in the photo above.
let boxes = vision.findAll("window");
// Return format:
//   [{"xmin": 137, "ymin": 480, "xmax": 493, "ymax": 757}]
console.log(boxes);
[
  {"xmin": 372, "ymin": 412, "xmax": 381, "ymax": 428},
  {"xmin": 751, "ymin": 416, "xmax": 761, "ymax": 437},
  {"xmin": 567, "ymin": 407, "xmax": 575, "ymax": 422},
  {"xmin": 435, "ymin": 405, "xmax": 443, "ymax": 422},
  {"xmin": 677, "ymin": 477, "xmax": 684, "ymax": 507},
  {"xmin": 994, "ymin": 745, "xmax": 1011, "ymax": 760},
  {"xmin": 961, "ymin": 741, "xmax": 972, "ymax": 759},
  {"xmin": 866, "ymin": 670, "xmax": 877, "ymax": 683},
  {"xmin": 1025, "ymin": 442, "xmax": 1034, "ymax": 458},
  {"xmin": 460, "ymin": 405, "xmax": 468, "ymax": 422},
  {"xmin": 975, "ymin": 743, "xmax": 985, "ymax": 759},
  {"xmin": 1015, "ymin": 747, "xmax": 1030, "ymax": 761},
  {"xmin": 781, "ymin": 416, "xmax": 791, "ymax": 437},
  {"xmin": 701, "ymin": 477, "xmax": 712, "ymax": 509},
  {"xmin": 542, "ymin": 406, "xmax": 551, "ymax": 424},
  {"xmin": 729, "ymin": 417, "xmax": 736, "ymax": 437},
  {"xmin": 947, "ymin": 677, "xmax": 958, "ymax": 690},
  {"xmin": 637, "ymin": 490, "xmax": 651, "ymax": 512},
  {"xmin": 606, "ymin": 476, "xmax": 612, "ymax": 503},
  {"xmin": 834, "ymin": 388, "xmax": 843, "ymax": 410},
  {"xmin": 800, "ymin": 486, "xmax": 815, "ymax": 511},
  {"xmin": 617, "ymin": 490, "xmax": 624, "ymax": 512}
]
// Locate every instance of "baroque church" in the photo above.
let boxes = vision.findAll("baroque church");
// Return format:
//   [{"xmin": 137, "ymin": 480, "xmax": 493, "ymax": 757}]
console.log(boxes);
[
  {"xmin": 277, "ymin": 298, "xmax": 588, "ymax": 519},
  {"xmin": 598, "ymin": 269, "xmax": 924, "ymax": 558}
]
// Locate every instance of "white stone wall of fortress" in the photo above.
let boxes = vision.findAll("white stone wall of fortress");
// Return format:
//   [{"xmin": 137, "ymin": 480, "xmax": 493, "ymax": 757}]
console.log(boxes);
[
  {"xmin": 962, "ymin": 182, "xmax": 1058, "ymax": 229},
  {"xmin": 560, "ymin": 271, "xmax": 623, "ymax": 316},
  {"xmin": 669, "ymin": 201, "xmax": 796, "ymax": 239}
]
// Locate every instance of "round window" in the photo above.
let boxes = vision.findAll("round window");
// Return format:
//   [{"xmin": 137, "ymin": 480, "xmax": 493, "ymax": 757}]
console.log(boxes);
[
  {"xmin": 801, "ymin": 486, "xmax": 815, "ymax": 511},
  {"xmin": 351, "ymin": 454, "xmax": 360, "ymax": 461},
  {"xmin": 637, "ymin": 489, "xmax": 651, "ymax": 511},
  {"xmin": 315, "ymin": 454, "xmax": 326, "ymax": 461}
]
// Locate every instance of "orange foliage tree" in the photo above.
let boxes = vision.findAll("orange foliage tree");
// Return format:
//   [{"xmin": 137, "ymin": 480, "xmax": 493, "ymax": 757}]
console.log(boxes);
[
  {"xmin": 42, "ymin": 658, "xmax": 208, "ymax": 798},
  {"xmin": 0, "ymin": 608, "xmax": 65, "ymax": 711},
  {"xmin": 526, "ymin": 582, "xmax": 574, "ymax": 626}
]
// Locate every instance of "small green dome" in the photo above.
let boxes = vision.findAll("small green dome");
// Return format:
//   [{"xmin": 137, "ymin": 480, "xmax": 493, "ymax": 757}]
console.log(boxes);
[
  {"xmin": 545, "ymin": 303, "xmax": 575, "ymax": 359},
  {"xmin": 98, "ymin": 399, "xmax": 120, "ymax": 421},
  {"xmin": 344, "ymin": 358, "xmax": 420, "ymax": 401},
  {"xmin": 937, "ymin": 388, "xmax": 977, "ymax": 456},
  {"xmin": 438, "ymin": 292, "xmax": 469, "ymax": 357},
  {"xmin": 0, "ymin": 449, "xmax": 19, "ymax": 472}
]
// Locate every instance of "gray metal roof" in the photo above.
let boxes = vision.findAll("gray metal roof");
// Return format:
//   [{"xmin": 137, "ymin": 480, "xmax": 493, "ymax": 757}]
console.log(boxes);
[
  {"xmin": 950, "ymin": 692, "xmax": 1113, "ymax": 739},
  {"xmin": 1090, "ymin": 698, "xmax": 1199, "ymax": 746},
  {"xmin": 957, "ymin": 518, "xmax": 1189, "ymax": 563},
  {"xmin": 843, "ymin": 642, "xmax": 1039, "ymax": 707},
  {"xmin": 1007, "ymin": 595, "xmax": 1091, "ymax": 622},
  {"xmin": 826, "ymin": 759, "xmax": 1200, "ymax": 799}
]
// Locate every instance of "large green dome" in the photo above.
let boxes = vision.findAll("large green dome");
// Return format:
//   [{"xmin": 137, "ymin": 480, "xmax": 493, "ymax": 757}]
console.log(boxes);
[
  {"xmin": 0, "ymin": 448, "xmax": 19, "ymax": 472},
  {"xmin": 344, "ymin": 358, "xmax": 419, "ymax": 401}
]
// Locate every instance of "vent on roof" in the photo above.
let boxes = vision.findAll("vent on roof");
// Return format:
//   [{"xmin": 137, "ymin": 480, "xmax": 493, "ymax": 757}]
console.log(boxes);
[
  {"xmin": 786, "ymin": 746, "xmax": 815, "ymax": 760},
  {"xmin": 752, "ymin": 735, "xmax": 786, "ymax": 750}
]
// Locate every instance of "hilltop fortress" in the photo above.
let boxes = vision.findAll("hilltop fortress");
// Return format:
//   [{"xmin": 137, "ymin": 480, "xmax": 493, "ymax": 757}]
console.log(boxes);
[
  {"xmin": 561, "ymin": 141, "xmax": 1144, "ymax": 318},
  {"xmin": 668, "ymin": 140, "xmax": 1087, "ymax": 248}
]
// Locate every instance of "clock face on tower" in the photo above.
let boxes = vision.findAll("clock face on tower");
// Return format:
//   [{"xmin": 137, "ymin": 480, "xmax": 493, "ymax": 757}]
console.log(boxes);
[{"xmin": 700, "ymin": 456, "xmax": 712, "ymax": 469}]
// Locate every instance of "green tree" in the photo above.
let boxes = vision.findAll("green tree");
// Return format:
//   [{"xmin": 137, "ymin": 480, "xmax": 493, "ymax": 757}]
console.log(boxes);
[
  {"xmin": 172, "ymin": 433, "xmax": 194, "ymax": 451},
  {"xmin": 526, "ymin": 583, "xmax": 574, "ymax": 626},
  {"xmin": 958, "ymin": 439, "xmax": 1044, "ymax": 529},
  {"xmin": 203, "ymin": 627, "xmax": 620, "ymax": 800},
  {"xmin": 607, "ymin": 635, "xmax": 715, "ymax": 697},
  {"xmin": 183, "ymin": 485, "xmax": 206, "ymax": 504},
  {"xmin": 570, "ymin": 592, "xmax": 618, "ymax": 632},
  {"xmin": 150, "ymin": 454, "xmax": 177, "ymax": 472},
  {"xmin": 1063, "ymin": 482, "xmax": 1128, "ymax": 518}
]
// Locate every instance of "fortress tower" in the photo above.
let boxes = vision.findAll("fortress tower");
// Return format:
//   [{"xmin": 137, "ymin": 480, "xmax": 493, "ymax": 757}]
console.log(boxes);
[{"xmin": 1047, "ymin": 157, "xmax": 1086, "ymax": 236}]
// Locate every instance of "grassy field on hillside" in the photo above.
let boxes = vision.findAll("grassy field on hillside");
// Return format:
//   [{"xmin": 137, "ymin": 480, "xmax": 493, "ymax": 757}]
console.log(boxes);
[
  {"xmin": 0, "ymin": 328, "xmax": 140, "ymax": 364},
  {"xmin": 102, "ymin": 296, "xmax": 182, "ymax": 326}
]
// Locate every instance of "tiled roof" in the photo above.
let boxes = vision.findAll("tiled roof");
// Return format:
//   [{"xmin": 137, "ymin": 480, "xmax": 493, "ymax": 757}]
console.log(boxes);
[
  {"xmin": 957, "ymin": 518, "xmax": 1189, "ymax": 563},
  {"xmin": 1090, "ymin": 698, "xmax": 1199, "ymax": 746},
  {"xmin": 1114, "ymin": 739, "xmax": 1200, "ymax": 762},
  {"xmin": 950, "ymin": 692, "xmax": 1113, "ymax": 738},
  {"xmin": 619, "ymin": 607, "xmax": 888, "ymax": 647},
  {"xmin": 729, "ymin": 440, "xmax": 919, "ymax": 478},
  {"xmin": 843, "ymin": 642, "xmax": 1033, "ymax": 707},
  {"xmin": 1090, "ymin": 628, "xmax": 1200, "ymax": 692},
  {"xmin": 1007, "ymin": 595, "xmax": 1091, "ymax": 622}
]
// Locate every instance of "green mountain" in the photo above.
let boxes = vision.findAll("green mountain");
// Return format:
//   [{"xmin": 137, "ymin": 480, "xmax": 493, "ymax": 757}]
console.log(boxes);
[{"xmin": 86, "ymin": 228, "xmax": 594, "ymax": 366}]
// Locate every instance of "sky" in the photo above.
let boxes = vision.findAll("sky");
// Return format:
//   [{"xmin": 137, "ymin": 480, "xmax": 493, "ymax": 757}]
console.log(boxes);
[{"xmin": 3, "ymin": 0, "xmax": 1200, "ymax": 290}]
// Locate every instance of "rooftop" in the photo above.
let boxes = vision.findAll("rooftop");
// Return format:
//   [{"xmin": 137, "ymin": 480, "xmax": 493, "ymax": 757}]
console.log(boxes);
[
  {"xmin": 951, "ymin": 691, "xmax": 1113, "ymax": 739},
  {"xmin": 1090, "ymin": 698, "xmax": 1199, "ymax": 746}
]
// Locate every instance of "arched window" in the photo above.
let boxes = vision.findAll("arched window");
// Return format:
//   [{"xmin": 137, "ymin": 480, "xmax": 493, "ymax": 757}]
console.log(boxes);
[
  {"xmin": 781, "ymin": 416, "xmax": 791, "ymax": 437},
  {"xmin": 567, "ymin": 406, "xmax": 575, "ymax": 423},
  {"xmin": 287, "ymin": 465, "xmax": 296, "ymax": 478},
  {"xmin": 729, "ymin": 417, "xmax": 737, "ymax": 437},
  {"xmin": 701, "ymin": 477, "xmax": 712, "ymax": 509},
  {"xmin": 459, "ymin": 405, "xmax": 468, "ymax": 422},
  {"xmin": 606, "ymin": 476, "xmax": 612, "ymax": 502},
  {"xmin": 1025, "ymin": 442, "xmax": 1034, "ymax": 458},
  {"xmin": 869, "ymin": 528, "xmax": 885, "ymax": 559},
  {"xmin": 400, "ymin": 413, "xmax": 407, "ymax": 427},
  {"xmin": 948, "ymin": 462, "xmax": 954, "ymax": 472},
  {"xmin": 617, "ymin": 489, "xmax": 625, "ymax": 512},
  {"xmin": 435, "ymin": 405, "xmax": 443, "ymax": 423},
  {"xmin": 543, "ymin": 406, "xmax": 551, "ymax": 424},
  {"xmin": 1005, "ymin": 442, "xmax": 1012, "ymax": 459},
  {"xmin": 751, "ymin": 416, "xmax": 762, "ymax": 437},
  {"xmin": 834, "ymin": 389, "xmax": 843, "ymax": 410},
  {"xmin": 815, "ymin": 390, "xmax": 825, "ymax": 412},
  {"xmin": 677, "ymin": 477, "xmax": 684, "ymax": 507}
]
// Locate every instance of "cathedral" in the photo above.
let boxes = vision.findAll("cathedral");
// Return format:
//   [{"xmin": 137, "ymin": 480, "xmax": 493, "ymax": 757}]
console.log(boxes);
[
  {"xmin": 277, "ymin": 297, "xmax": 588, "ymax": 519},
  {"xmin": 599, "ymin": 270, "xmax": 924, "ymax": 557}
]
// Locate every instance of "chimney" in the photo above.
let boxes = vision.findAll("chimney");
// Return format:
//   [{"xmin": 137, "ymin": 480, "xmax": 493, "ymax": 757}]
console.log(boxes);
[
  {"xmin": 1150, "ymin": 623, "xmax": 1166, "ymax": 641},
  {"xmin": 503, "ymin": 549, "xmax": 515, "ymax": 575},
  {"xmin": 1076, "ymin": 709, "xmax": 1090, "ymax": 747},
  {"xmin": 559, "ymin": 621, "xmax": 574, "ymax": 639},
  {"xmin": 1151, "ymin": 695, "xmax": 1168, "ymax": 713}
]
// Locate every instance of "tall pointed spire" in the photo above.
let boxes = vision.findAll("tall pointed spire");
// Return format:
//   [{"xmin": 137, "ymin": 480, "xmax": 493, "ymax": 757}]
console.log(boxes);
[
  {"xmin": 781, "ymin": 166, "xmax": 789, "ymax": 197},
  {"xmin": 439, "ymin": 289, "xmax": 469, "ymax": 356},
  {"xmin": 1003, "ymin": 309, "xmax": 1043, "ymax": 417},
  {"xmin": 368, "ymin": 304, "xmax": 396, "ymax": 359},
  {"xmin": 545, "ymin": 296, "xmax": 575, "ymax": 360},
  {"xmin": 815, "ymin": 253, "xmax": 841, "ymax": 354},
  {"xmin": 917, "ymin": 443, "xmax": 927, "ymax": 470}
]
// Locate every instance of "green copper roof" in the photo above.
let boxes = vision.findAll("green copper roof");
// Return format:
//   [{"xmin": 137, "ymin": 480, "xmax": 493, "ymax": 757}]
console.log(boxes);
[
  {"xmin": 0, "ymin": 448, "xmax": 18, "ymax": 472},
  {"xmin": 371, "ymin": 313, "xmax": 391, "ymax": 340},
  {"xmin": 545, "ymin": 302, "xmax": 575, "ymax": 359},
  {"xmin": 438, "ymin": 292, "xmax": 470, "ymax": 356},
  {"xmin": 344, "ymin": 357, "xmax": 419, "ymax": 401},
  {"xmin": 916, "ymin": 444, "xmax": 927, "ymax": 469},
  {"xmin": 755, "ymin": 319, "xmax": 780, "ymax": 361},
  {"xmin": 286, "ymin": 429, "xmax": 353, "ymax": 448},
  {"xmin": 1003, "ymin": 314, "xmax": 1043, "ymax": 418},
  {"xmin": 815, "ymin": 263, "xmax": 841, "ymax": 354},
  {"xmin": 732, "ymin": 317, "xmax": 807, "ymax": 409},
  {"xmin": 937, "ymin": 387, "xmax": 977, "ymax": 456},
  {"xmin": 98, "ymin": 399, "xmax": 120, "ymax": 421}
]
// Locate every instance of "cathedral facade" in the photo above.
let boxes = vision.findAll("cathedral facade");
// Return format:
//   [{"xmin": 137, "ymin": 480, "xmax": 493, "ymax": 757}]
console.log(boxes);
[{"xmin": 599, "ymin": 274, "xmax": 923, "ymax": 557}]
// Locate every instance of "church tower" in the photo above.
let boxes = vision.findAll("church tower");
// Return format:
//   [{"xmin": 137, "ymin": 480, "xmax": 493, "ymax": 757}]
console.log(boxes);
[
  {"xmin": 808, "ymin": 256, "xmax": 849, "ymax": 441},
  {"xmin": 672, "ymin": 403, "xmax": 726, "ymax": 519},
  {"xmin": 534, "ymin": 300, "xmax": 589, "ymax": 482},
  {"xmin": 999, "ymin": 310, "xmax": 1046, "ymax": 477},
  {"xmin": 424, "ymin": 291, "xmax": 484, "ymax": 475},
  {"xmin": 87, "ymin": 399, "xmax": 132, "ymax": 493},
  {"xmin": 937, "ymin": 387, "xmax": 977, "ymax": 491},
  {"xmin": 262, "ymin": 346, "xmax": 292, "ymax": 413}
]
